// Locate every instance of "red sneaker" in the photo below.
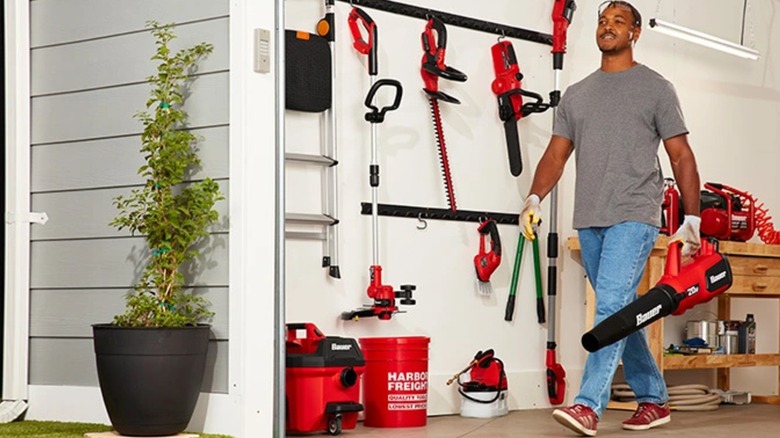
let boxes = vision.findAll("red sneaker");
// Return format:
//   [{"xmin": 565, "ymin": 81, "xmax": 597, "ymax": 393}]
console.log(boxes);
[
  {"xmin": 622, "ymin": 402, "xmax": 671, "ymax": 431},
  {"xmin": 552, "ymin": 404, "xmax": 598, "ymax": 437}
]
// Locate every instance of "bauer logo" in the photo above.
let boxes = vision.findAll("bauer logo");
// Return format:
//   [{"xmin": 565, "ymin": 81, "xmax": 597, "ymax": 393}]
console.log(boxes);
[
  {"xmin": 636, "ymin": 304, "xmax": 662, "ymax": 326},
  {"xmin": 706, "ymin": 258, "xmax": 732, "ymax": 291},
  {"xmin": 331, "ymin": 343, "xmax": 352, "ymax": 351}
]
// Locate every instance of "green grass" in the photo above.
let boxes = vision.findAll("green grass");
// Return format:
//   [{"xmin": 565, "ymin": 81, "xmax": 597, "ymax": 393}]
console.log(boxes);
[{"xmin": 0, "ymin": 420, "xmax": 232, "ymax": 438}]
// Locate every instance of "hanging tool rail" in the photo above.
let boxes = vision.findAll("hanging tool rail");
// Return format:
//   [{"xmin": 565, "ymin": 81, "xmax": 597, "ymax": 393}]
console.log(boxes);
[
  {"xmin": 360, "ymin": 202, "xmax": 519, "ymax": 225},
  {"xmin": 335, "ymin": 0, "xmax": 553, "ymax": 46}
]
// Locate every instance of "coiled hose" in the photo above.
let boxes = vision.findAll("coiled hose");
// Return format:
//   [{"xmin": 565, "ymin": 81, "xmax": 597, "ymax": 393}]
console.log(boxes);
[
  {"xmin": 756, "ymin": 199, "xmax": 780, "ymax": 244},
  {"xmin": 611, "ymin": 383, "xmax": 722, "ymax": 411}
]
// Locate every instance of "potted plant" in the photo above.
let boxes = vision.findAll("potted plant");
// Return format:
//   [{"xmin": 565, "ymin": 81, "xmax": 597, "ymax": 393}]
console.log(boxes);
[{"xmin": 92, "ymin": 21, "xmax": 223, "ymax": 437}]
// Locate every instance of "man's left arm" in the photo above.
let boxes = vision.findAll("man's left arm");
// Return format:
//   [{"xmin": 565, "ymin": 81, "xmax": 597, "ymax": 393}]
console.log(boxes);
[
  {"xmin": 664, "ymin": 133, "xmax": 702, "ymax": 255},
  {"xmin": 663, "ymin": 133, "xmax": 700, "ymax": 215}
]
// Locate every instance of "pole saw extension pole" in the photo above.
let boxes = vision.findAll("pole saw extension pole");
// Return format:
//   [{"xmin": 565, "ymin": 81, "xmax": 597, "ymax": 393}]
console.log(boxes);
[{"xmin": 545, "ymin": 0, "xmax": 576, "ymax": 406}]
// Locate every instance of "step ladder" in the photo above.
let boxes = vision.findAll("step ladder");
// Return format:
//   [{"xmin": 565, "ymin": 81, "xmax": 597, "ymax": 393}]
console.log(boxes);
[{"xmin": 284, "ymin": 0, "xmax": 341, "ymax": 279}]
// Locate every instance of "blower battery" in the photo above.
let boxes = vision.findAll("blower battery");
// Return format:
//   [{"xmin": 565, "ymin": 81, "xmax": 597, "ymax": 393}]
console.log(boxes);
[{"xmin": 286, "ymin": 323, "xmax": 365, "ymax": 435}]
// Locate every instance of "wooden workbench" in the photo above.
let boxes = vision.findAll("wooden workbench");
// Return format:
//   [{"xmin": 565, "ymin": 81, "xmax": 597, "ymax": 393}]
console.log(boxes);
[{"xmin": 568, "ymin": 235, "xmax": 780, "ymax": 404}]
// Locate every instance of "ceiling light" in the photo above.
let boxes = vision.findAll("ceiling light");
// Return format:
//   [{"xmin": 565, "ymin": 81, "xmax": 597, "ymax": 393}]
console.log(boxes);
[{"xmin": 649, "ymin": 18, "xmax": 759, "ymax": 61}]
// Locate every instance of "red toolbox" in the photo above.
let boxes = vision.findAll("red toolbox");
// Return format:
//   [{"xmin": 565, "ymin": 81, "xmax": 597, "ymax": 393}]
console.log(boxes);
[{"xmin": 286, "ymin": 323, "xmax": 365, "ymax": 435}]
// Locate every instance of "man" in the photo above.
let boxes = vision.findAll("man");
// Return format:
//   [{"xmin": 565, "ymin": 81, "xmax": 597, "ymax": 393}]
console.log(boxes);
[{"xmin": 519, "ymin": 1, "xmax": 701, "ymax": 436}]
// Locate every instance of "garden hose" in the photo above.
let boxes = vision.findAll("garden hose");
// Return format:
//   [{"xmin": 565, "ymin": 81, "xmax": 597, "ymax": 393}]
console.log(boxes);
[{"xmin": 611, "ymin": 383, "xmax": 722, "ymax": 411}]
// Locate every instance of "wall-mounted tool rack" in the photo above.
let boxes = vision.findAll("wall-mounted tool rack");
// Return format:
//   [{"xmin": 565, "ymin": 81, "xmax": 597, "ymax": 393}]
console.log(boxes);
[
  {"xmin": 340, "ymin": 0, "xmax": 555, "ymax": 225},
  {"xmin": 335, "ymin": 0, "xmax": 553, "ymax": 45},
  {"xmin": 360, "ymin": 203, "xmax": 519, "ymax": 225}
]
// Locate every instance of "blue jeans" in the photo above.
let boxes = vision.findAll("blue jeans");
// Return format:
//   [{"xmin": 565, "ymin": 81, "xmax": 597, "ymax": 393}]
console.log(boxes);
[{"xmin": 575, "ymin": 222, "xmax": 668, "ymax": 417}]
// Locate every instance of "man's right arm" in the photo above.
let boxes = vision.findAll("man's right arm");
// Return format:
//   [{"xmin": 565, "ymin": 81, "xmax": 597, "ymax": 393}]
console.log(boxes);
[{"xmin": 528, "ymin": 135, "xmax": 574, "ymax": 200}]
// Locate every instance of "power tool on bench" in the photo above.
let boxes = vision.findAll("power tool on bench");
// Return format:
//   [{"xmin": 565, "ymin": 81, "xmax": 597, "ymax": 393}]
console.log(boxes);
[
  {"xmin": 699, "ymin": 182, "xmax": 757, "ymax": 242},
  {"xmin": 581, "ymin": 239, "xmax": 733, "ymax": 352}
]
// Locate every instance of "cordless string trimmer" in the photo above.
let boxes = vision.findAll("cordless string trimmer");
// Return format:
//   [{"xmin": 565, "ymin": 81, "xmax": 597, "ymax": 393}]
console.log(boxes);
[{"xmin": 342, "ymin": 8, "xmax": 415, "ymax": 321}]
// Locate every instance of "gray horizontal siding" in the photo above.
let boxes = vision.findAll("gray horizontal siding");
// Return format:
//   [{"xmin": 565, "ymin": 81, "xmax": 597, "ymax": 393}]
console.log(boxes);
[
  {"xmin": 31, "ymin": 181, "xmax": 229, "ymax": 240},
  {"xmin": 31, "ymin": 18, "xmax": 228, "ymax": 96},
  {"xmin": 29, "ymin": 338, "xmax": 229, "ymax": 393},
  {"xmin": 31, "ymin": 0, "xmax": 229, "ymax": 47},
  {"xmin": 31, "ymin": 72, "xmax": 228, "ymax": 145},
  {"xmin": 30, "ymin": 237, "xmax": 228, "ymax": 289},
  {"xmin": 31, "ymin": 127, "xmax": 229, "ymax": 192},
  {"xmin": 30, "ymin": 288, "xmax": 228, "ymax": 339},
  {"xmin": 29, "ymin": 0, "xmax": 230, "ymax": 395}
]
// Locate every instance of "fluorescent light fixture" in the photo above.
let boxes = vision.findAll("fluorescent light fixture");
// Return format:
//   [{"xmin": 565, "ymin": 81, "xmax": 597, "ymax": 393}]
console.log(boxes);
[{"xmin": 649, "ymin": 18, "xmax": 760, "ymax": 60}]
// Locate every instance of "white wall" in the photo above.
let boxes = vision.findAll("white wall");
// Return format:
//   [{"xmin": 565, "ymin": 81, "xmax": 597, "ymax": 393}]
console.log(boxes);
[{"xmin": 284, "ymin": 0, "xmax": 780, "ymax": 416}]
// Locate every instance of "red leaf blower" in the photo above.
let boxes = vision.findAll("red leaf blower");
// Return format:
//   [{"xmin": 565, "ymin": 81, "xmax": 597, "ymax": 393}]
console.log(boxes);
[{"xmin": 581, "ymin": 239, "xmax": 732, "ymax": 352}]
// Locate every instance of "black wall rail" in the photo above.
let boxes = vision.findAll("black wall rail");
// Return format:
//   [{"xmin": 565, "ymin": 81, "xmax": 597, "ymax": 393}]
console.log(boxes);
[
  {"xmin": 360, "ymin": 202, "xmax": 520, "ymax": 225},
  {"xmin": 335, "ymin": 0, "xmax": 553, "ymax": 46}
]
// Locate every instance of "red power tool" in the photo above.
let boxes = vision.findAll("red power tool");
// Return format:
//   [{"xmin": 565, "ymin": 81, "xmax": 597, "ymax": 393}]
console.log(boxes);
[
  {"xmin": 699, "ymin": 182, "xmax": 780, "ymax": 244},
  {"xmin": 420, "ymin": 17, "xmax": 467, "ymax": 212},
  {"xmin": 446, "ymin": 349, "xmax": 507, "ymax": 404},
  {"xmin": 660, "ymin": 178, "xmax": 681, "ymax": 236},
  {"xmin": 490, "ymin": 40, "xmax": 550, "ymax": 177},
  {"xmin": 582, "ymin": 239, "xmax": 733, "ymax": 352},
  {"xmin": 700, "ymin": 182, "xmax": 756, "ymax": 242},
  {"xmin": 474, "ymin": 219, "xmax": 502, "ymax": 295},
  {"xmin": 341, "ymin": 79, "xmax": 416, "ymax": 321}
]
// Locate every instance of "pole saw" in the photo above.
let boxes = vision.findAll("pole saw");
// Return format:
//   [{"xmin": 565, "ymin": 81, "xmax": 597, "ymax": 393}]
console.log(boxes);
[{"xmin": 544, "ymin": 0, "xmax": 576, "ymax": 406}]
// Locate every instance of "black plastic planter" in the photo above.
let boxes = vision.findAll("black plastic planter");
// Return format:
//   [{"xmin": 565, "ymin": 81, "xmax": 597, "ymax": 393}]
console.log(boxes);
[{"xmin": 92, "ymin": 324, "xmax": 210, "ymax": 436}]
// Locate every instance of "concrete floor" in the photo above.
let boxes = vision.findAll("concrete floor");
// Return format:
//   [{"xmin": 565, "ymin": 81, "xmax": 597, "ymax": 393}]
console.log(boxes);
[{"xmin": 340, "ymin": 404, "xmax": 780, "ymax": 437}]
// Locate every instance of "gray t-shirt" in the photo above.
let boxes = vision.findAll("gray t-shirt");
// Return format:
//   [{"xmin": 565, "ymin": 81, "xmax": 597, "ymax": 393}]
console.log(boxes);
[{"xmin": 554, "ymin": 64, "xmax": 688, "ymax": 229}]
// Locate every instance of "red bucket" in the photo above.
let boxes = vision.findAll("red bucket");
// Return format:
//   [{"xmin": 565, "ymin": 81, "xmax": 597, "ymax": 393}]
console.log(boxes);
[{"xmin": 359, "ymin": 336, "xmax": 430, "ymax": 427}]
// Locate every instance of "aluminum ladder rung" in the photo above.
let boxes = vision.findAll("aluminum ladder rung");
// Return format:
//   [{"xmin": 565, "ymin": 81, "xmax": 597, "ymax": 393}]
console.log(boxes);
[
  {"xmin": 285, "ymin": 153, "xmax": 336, "ymax": 166},
  {"xmin": 285, "ymin": 231, "xmax": 327, "ymax": 241},
  {"xmin": 285, "ymin": 212, "xmax": 337, "ymax": 225}
]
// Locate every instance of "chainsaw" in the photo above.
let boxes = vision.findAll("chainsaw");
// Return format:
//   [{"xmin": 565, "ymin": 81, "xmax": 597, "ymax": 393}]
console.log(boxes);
[
  {"xmin": 581, "ymin": 239, "xmax": 732, "ymax": 352},
  {"xmin": 490, "ymin": 40, "xmax": 550, "ymax": 177},
  {"xmin": 420, "ymin": 17, "xmax": 467, "ymax": 212}
]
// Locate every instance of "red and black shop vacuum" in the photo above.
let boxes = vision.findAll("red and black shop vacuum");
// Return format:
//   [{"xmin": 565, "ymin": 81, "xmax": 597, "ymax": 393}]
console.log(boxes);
[
  {"xmin": 286, "ymin": 323, "xmax": 365, "ymax": 435},
  {"xmin": 581, "ymin": 239, "xmax": 733, "ymax": 352}
]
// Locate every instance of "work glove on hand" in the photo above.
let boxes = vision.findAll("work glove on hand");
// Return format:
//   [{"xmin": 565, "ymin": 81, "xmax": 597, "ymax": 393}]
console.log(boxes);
[
  {"xmin": 519, "ymin": 194, "xmax": 542, "ymax": 240},
  {"xmin": 671, "ymin": 215, "xmax": 702, "ymax": 257}
]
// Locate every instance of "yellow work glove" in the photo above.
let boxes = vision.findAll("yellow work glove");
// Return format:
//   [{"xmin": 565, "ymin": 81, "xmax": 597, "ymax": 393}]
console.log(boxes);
[
  {"xmin": 671, "ymin": 215, "xmax": 701, "ymax": 257},
  {"xmin": 519, "ymin": 194, "xmax": 542, "ymax": 240}
]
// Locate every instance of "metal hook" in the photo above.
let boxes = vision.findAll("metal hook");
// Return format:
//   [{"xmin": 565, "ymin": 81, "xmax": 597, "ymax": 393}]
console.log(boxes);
[
  {"xmin": 417, "ymin": 213, "xmax": 428, "ymax": 230},
  {"xmin": 497, "ymin": 29, "xmax": 506, "ymax": 42}
]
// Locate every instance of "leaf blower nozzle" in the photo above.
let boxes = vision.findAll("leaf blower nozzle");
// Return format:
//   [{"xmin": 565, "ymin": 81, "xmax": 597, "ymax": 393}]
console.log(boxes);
[{"xmin": 581, "ymin": 239, "xmax": 733, "ymax": 353}]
